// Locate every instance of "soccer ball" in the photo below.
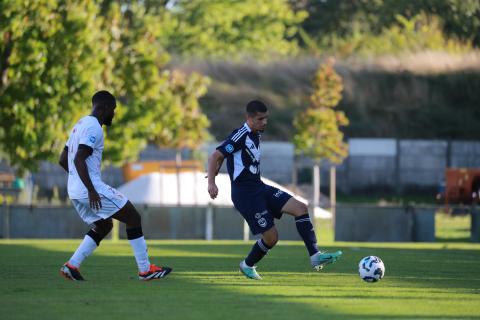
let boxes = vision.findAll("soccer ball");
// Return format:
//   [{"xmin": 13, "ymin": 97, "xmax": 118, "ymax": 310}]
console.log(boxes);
[{"xmin": 358, "ymin": 256, "xmax": 385, "ymax": 282}]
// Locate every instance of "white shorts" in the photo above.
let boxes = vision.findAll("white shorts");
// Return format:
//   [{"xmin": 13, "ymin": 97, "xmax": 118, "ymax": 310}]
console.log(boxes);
[{"xmin": 71, "ymin": 187, "xmax": 128, "ymax": 225}]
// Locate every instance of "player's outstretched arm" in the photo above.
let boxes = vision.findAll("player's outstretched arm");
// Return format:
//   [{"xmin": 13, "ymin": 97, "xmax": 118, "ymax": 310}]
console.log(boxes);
[
  {"xmin": 74, "ymin": 145, "xmax": 102, "ymax": 210},
  {"xmin": 207, "ymin": 150, "xmax": 225, "ymax": 199},
  {"xmin": 58, "ymin": 147, "xmax": 69, "ymax": 173}
]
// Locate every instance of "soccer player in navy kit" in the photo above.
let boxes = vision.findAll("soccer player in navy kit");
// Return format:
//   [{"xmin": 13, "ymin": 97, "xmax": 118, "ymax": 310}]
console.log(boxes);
[{"xmin": 207, "ymin": 100, "xmax": 342, "ymax": 280}]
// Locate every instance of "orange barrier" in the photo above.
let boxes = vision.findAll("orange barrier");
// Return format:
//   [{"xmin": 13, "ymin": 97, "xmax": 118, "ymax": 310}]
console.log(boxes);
[
  {"xmin": 0, "ymin": 173, "xmax": 15, "ymax": 188},
  {"xmin": 444, "ymin": 168, "xmax": 480, "ymax": 205},
  {"xmin": 122, "ymin": 160, "xmax": 204, "ymax": 182}
]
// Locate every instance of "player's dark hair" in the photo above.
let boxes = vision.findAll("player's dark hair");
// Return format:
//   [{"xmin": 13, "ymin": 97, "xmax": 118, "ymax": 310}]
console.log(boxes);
[
  {"xmin": 246, "ymin": 100, "xmax": 267, "ymax": 116},
  {"xmin": 92, "ymin": 90, "xmax": 116, "ymax": 110}
]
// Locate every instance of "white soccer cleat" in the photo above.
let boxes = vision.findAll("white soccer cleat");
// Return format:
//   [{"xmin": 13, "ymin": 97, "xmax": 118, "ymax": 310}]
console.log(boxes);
[
  {"xmin": 239, "ymin": 260, "xmax": 262, "ymax": 280},
  {"xmin": 311, "ymin": 250, "xmax": 343, "ymax": 271}
]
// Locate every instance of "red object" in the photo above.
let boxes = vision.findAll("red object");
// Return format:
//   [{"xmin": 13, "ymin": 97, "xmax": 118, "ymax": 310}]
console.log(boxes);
[{"xmin": 444, "ymin": 168, "xmax": 480, "ymax": 205}]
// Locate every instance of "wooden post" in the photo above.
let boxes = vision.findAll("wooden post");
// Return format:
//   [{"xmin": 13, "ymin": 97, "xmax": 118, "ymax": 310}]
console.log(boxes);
[
  {"xmin": 330, "ymin": 166, "xmax": 336, "ymax": 230},
  {"xmin": 313, "ymin": 162, "xmax": 321, "ymax": 209}
]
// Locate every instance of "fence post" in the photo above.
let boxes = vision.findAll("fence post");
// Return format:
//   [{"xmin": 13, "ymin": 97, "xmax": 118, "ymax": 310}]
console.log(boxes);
[
  {"xmin": 471, "ymin": 204, "xmax": 479, "ymax": 243},
  {"xmin": 243, "ymin": 220, "xmax": 250, "ymax": 242},
  {"xmin": 395, "ymin": 139, "xmax": 401, "ymax": 195},
  {"xmin": 205, "ymin": 204, "xmax": 213, "ymax": 240},
  {"xmin": 3, "ymin": 202, "xmax": 10, "ymax": 239},
  {"xmin": 112, "ymin": 219, "xmax": 119, "ymax": 242}
]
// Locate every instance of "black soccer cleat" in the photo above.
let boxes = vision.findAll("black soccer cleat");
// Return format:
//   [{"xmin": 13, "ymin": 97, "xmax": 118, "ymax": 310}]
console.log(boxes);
[
  {"xmin": 138, "ymin": 264, "xmax": 172, "ymax": 281},
  {"xmin": 60, "ymin": 262, "xmax": 85, "ymax": 281}
]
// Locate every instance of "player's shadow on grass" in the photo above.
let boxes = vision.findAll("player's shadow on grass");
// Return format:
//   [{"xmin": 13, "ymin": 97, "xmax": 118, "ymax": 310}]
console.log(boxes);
[{"xmin": 0, "ymin": 242, "xmax": 479, "ymax": 320}]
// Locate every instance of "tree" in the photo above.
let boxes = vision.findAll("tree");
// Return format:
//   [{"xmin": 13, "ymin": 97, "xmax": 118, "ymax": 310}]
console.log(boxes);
[
  {"xmin": 153, "ymin": 70, "xmax": 211, "ymax": 153},
  {"xmin": 96, "ymin": 1, "xmax": 175, "ymax": 165},
  {"xmin": 0, "ymin": 0, "xmax": 104, "ymax": 173},
  {"xmin": 297, "ymin": 0, "xmax": 480, "ymax": 52},
  {"xmin": 162, "ymin": 0, "xmax": 308, "ymax": 59},
  {"xmin": 0, "ymin": 0, "xmax": 213, "ymax": 174},
  {"xmin": 293, "ymin": 60, "xmax": 349, "ymax": 211}
]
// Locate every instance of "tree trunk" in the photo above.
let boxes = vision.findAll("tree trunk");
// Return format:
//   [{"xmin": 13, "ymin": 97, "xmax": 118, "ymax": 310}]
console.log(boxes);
[
  {"xmin": 176, "ymin": 150, "xmax": 182, "ymax": 205},
  {"xmin": 292, "ymin": 154, "xmax": 298, "ymax": 193},
  {"xmin": 313, "ymin": 162, "xmax": 320, "ymax": 210},
  {"xmin": 330, "ymin": 166, "xmax": 336, "ymax": 230}
]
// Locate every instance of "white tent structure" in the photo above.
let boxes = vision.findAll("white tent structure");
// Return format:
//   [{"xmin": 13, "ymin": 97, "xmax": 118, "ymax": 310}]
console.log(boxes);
[
  {"xmin": 118, "ymin": 172, "xmax": 332, "ymax": 218},
  {"xmin": 118, "ymin": 172, "xmax": 331, "ymax": 240}
]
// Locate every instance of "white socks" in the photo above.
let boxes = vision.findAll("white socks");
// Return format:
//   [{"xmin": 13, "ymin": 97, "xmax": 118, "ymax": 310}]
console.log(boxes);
[
  {"xmin": 68, "ymin": 235, "xmax": 97, "ymax": 268},
  {"xmin": 68, "ymin": 234, "xmax": 151, "ymax": 273},
  {"xmin": 128, "ymin": 236, "xmax": 151, "ymax": 273}
]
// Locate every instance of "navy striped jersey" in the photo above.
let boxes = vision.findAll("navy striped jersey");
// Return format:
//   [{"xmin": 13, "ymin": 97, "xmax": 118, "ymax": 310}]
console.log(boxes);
[{"xmin": 216, "ymin": 123, "xmax": 262, "ymax": 186}]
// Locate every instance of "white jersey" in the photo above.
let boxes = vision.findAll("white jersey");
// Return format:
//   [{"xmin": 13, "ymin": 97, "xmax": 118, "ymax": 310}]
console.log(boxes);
[{"xmin": 66, "ymin": 115, "xmax": 110, "ymax": 199}]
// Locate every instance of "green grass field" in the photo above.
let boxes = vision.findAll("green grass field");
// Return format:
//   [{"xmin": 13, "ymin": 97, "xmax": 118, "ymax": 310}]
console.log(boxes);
[{"xmin": 1, "ymin": 237, "xmax": 479, "ymax": 320}]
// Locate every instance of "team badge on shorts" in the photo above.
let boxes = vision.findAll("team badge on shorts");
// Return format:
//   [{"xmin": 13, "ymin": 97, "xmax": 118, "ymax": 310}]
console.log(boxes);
[
  {"xmin": 225, "ymin": 144, "xmax": 234, "ymax": 153},
  {"xmin": 255, "ymin": 210, "xmax": 268, "ymax": 227},
  {"xmin": 89, "ymin": 136, "xmax": 96, "ymax": 143},
  {"xmin": 257, "ymin": 218, "xmax": 267, "ymax": 227}
]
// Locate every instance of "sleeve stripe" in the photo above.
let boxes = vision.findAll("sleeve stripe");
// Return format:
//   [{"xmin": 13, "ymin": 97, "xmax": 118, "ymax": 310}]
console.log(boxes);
[
  {"xmin": 231, "ymin": 128, "xmax": 246, "ymax": 141},
  {"xmin": 231, "ymin": 127, "xmax": 247, "ymax": 142}
]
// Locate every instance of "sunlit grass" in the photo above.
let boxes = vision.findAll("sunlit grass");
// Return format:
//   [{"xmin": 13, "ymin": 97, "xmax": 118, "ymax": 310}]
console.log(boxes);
[
  {"xmin": 0, "ymin": 239, "xmax": 479, "ymax": 320},
  {"xmin": 436, "ymin": 212, "xmax": 471, "ymax": 242}
]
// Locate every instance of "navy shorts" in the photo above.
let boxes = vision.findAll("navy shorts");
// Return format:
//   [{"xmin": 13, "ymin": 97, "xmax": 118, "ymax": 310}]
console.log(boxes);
[{"xmin": 232, "ymin": 183, "xmax": 292, "ymax": 235}]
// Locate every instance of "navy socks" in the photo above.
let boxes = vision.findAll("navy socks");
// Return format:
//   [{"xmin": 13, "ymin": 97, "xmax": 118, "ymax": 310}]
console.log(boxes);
[
  {"xmin": 245, "ymin": 239, "xmax": 272, "ymax": 267},
  {"xmin": 295, "ymin": 214, "xmax": 319, "ymax": 256}
]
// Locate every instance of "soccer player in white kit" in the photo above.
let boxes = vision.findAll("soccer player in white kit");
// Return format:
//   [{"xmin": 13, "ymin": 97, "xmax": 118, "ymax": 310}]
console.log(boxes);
[{"xmin": 58, "ymin": 90, "xmax": 172, "ymax": 281}]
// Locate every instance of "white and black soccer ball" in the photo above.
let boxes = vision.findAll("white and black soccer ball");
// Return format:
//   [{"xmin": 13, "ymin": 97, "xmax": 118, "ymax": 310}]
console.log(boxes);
[{"xmin": 358, "ymin": 256, "xmax": 385, "ymax": 282}]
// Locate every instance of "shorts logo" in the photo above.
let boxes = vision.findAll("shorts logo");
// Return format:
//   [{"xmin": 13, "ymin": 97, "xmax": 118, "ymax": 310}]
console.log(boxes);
[
  {"xmin": 225, "ymin": 144, "xmax": 234, "ymax": 153},
  {"xmin": 257, "ymin": 218, "xmax": 267, "ymax": 228},
  {"xmin": 249, "ymin": 165, "xmax": 258, "ymax": 174},
  {"xmin": 274, "ymin": 190, "xmax": 284, "ymax": 198},
  {"xmin": 254, "ymin": 210, "xmax": 268, "ymax": 219},
  {"xmin": 89, "ymin": 135, "xmax": 96, "ymax": 143}
]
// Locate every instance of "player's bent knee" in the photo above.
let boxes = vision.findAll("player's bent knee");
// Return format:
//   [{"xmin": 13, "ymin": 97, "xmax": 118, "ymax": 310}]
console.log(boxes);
[
  {"xmin": 129, "ymin": 210, "xmax": 141, "ymax": 227},
  {"xmin": 298, "ymin": 202, "xmax": 309, "ymax": 215},
  {"xmin": 262, "ymin": 228, "xmax": 279, "ymax": 247},
  {"xmin": 105, "ymin": 218, "xmax": 113, "ymax": 229},
  {"xmin": 103, "ymin": 219, "xmax": 113, "ymax": 234},
  {"xmin": 113, "ymin": 201, "xmax": 142, "ymax": 228},
  {"xmin": 282, "ymin": 198, "xmax": 309, "ymax": 217},
  {"xmin": 290, "ymin": 200, "xmax": 308, "ymax": 217},
  {"xmin": 124, "ymin": 202, "xmax": 142, "ymax": 228},
  {"xmin": 93, "ymin": 218, "xmax": 113, "ymax": 236},
  {"xmin": 264, "ymin": 236, "xmax": 278, "ymax": 247}
]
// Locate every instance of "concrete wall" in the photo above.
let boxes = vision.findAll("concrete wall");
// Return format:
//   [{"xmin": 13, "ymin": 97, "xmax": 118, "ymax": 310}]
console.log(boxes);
[
  {"xmin": 0, "ymin": 204, "xmax": 87, "ymax": 238},
  {"xmin": 0, "ymin": 204, "xmax": 301, "ymax": 240},
  {"xmin": 412, "ymin": 207, "xmax": 436, "ymax": 242},
  {"xmin": 334, "ymin": 205, "xmax": 435, "ymax": 242},
  {"xmin": 1, "ymin": 204, "xmax": 436, "ymax": 241}
]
